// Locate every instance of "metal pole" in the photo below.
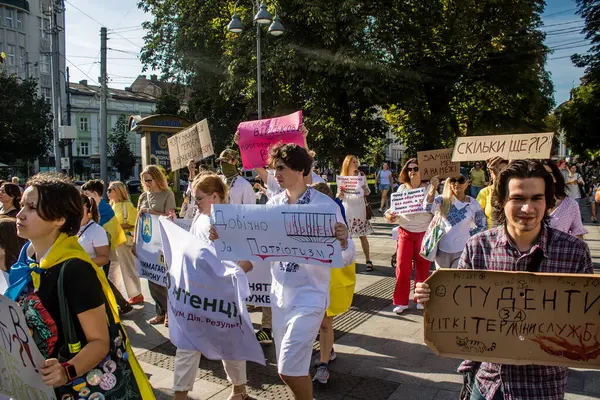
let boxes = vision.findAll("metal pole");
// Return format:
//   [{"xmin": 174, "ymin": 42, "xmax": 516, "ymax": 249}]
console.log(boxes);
[
  {"xmin": 50, "ymin": 0, "xmax": 61, "ymax": 171},
  {"xmin": 100, "ymin": 27, "xmax": 108, "ymax": 189},
  {"xmin": 256, "ymin": 23, "xmax": 262, "ymax": 120}
]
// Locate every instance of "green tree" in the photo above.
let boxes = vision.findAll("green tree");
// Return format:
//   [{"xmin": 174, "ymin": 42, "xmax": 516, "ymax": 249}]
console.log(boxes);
[
  {"xmin": 155, "ymin": 88, "xmax": 182, "ymax": 115},
  {"xmin": 558, "ymin": 83, "xmax": 600, "ymax": 155},
  {"xmin": 0, "ymin": 72, "xmax": 53, "ymax": 163},
  {"xmin": 108, "ymin": 114, "xmax": 136, "ymax": 180},
  {"xmin": 573, "ymin": 0, "xmax": 600, "ymax": 84}
]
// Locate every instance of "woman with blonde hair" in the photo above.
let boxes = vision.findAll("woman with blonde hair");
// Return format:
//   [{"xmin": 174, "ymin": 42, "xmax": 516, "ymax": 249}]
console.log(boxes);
[
  {"xmin": 108, "ymin": 181, "xmax": 143, "ymax": 305},
  {"xmin": 135, "ymin": 165, "xmax": 176, "ymax": 326},
  {"xmin": 424, "ymin": 174, "xmax": 487, "ymax": 269},
  {"xmin": 173, "ymin": 172, "xmax": 253, "ymax": 400},
  {"xmin": 337, "ymin": 155, "xmax": 374, "ymax": 271}
]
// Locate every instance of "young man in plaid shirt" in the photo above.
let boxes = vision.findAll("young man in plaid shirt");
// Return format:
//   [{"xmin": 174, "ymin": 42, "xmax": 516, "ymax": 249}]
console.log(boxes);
[{"xmin": 415, "ymin": 159, "xmax": 594, "ymax": 400}]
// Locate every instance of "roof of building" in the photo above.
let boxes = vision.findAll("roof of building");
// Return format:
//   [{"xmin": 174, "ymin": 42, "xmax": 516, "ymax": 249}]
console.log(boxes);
[
  {"xmin": 69, "ymin": 81, "xmax": 157, "ymax": 103},
  {"xmin": 130, "ymin": 75, "xmax": 192, "ymax": 104}
]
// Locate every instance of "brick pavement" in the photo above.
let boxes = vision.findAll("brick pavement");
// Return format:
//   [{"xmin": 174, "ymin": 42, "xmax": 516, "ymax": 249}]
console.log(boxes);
[{"xmin": 121, "ymin": 207, "xmax": 600, "ymax": 399}]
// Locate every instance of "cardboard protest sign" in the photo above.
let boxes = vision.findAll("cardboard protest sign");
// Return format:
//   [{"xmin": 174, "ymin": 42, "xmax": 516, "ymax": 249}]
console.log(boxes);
[
  {"xmin": 451, "ymin": 132, "xmax": 554, "ymax": 162},
  {"xmin": 424, "ymin": 269, "xmax": 600, "ymax": 369},
  {"xmin": 158, "ymin": 217, "xmax": 265, "ymax": 364},
  {"xmin": 237, "ymin": 111, "xmax": 305, "ymax": 169},
  {"xmin": 246, "ymin": 261, "xmax": 272, "ymax": 307},
  {"xmin": 0, "ymin": 294, "xmax": 58, "ymax": 400},
  {"xmin": 418, "ymin": 148, "xmax": 460, "ymax": 180},
  {"xmin": 390, "ymin": 187, "xmax": 426, "ymax": 215},
  {"xmin": 336, "ymin": 175, "xmax": 366, "ymax": 196},
  {"xmin": 167, "ymin": 119, "xmax": 214, "ymax": 171},
  {"xmin": 136, "ymin": 214, "xmax": 191, "ymax": 287},
  {"xmin": 211, "ymin": 203, "xmax": 344, "ymax": 267}
]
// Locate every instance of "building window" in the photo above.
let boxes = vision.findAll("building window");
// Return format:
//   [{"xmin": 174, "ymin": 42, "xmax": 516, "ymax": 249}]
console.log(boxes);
[
  {"xmin": 79, "ymin": 117, "xmax": 89, "ymax": 132},
  {"xmin": 5, "ymin": 9, "xmax": 13, "ymax": 28},
  {"xmin": 40, "ymin": 17, "xmax": 50, "ymax": 39},
  {"xmin": 18, "ymin": 47, "xmax": 25, "ymax": 67},
  {"xmin": 6, "ymin": 45, "xmax": 15, "ymax": 66},
  {"xmin": 80, "ymin": 142, "xmax": 89, "ymax": 156},
  {"xmin": 41, "ymin": 87, "xmax": 51, "ymax": 102},
  {"xmin": 39, "ymin": 55, "xmax": 50, "ymax": 74},
  {"xmin": 16, "ymin": 11, "xmax": 22, "ymax": 30}
]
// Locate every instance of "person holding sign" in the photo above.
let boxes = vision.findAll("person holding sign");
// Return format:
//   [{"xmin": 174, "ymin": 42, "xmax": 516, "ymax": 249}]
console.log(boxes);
[
  {"xmin": 174, "ymin": 173, "xmax": 254, "ymax": 400},
  {"xmin": 385, "ymin": 159, "xmax": 434, "ymax": 314},
  {"xmin": 543, "ymin": 160, "xmax": 587, "ymax": 239},
  {"xmin": 423, "ymin": 174, "xmax": 487, "ymax": 269},
  {"xmin": 6, "ymin": 173, "xmax": 153, "ymax": 398},
  {"xmin": 246, "ymin": 143, "xmax": 355, "ymax": 400},
  {"xmin": 376, "ymin": 162, "xmax": 393, "ymax": 212},
  {"xmin": 415, "ymin": 160, "xmax": 594, "ymax": 400},
  {"xmin": 338, "ymin": 155, "xmax": 374, "ymax": 271},
  {"xmin": 135, "ymin": 165, "xmax": 176, "ymax": 326}
]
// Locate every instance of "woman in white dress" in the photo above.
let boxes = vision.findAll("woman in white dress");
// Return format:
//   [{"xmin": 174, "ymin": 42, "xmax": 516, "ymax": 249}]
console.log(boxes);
[{"xmin": 338, "ymin": 155, "xmax": 374, "ymax": 271}]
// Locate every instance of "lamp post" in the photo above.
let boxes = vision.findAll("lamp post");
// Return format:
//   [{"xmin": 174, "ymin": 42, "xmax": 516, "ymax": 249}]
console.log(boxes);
[{"xmin": 227, "ymin": 1, "xmax": 284, "ymax": 119}]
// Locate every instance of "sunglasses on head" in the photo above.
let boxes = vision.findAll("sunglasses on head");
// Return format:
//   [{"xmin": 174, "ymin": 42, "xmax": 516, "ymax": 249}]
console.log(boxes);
[
  {"xmin": 449, "ymin": 176, "xmax": 467, "ymax": 184},
  {"xmin": 407, "ymin": 167, "xmax": 419, "ymax": 172}
]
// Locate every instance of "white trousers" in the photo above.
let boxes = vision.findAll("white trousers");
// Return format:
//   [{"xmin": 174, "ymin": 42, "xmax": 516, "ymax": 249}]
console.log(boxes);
[
  {"xmin": 173, "ymin": 348, "xmax": 247, "ymax": 392},
  {"xmin": 114, "ymin": 244, "xmax": 142, "ymax": 298},
  {"xmin": 272, "ymin": 305, "xmax": 325, "ymax": 376}
]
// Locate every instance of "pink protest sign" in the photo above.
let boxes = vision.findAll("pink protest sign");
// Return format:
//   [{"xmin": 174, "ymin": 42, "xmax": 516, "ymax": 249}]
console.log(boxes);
[{"xmin": 237, "ymin": 111, "xmax": 305, "ymax": 169}]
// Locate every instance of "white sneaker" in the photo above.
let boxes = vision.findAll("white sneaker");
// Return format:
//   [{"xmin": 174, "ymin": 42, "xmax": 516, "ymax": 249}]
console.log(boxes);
[
  {"xmin": 416, "ymin": 303, "xmax": 425, "ymax": 310},
  {"xmin": 393, "ymin": 305, "xmax": 408, "ymax": 314}
]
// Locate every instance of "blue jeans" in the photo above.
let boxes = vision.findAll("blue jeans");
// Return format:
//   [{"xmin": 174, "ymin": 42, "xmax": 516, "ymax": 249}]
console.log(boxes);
[{"xmin": 470, "ymin": 186, "xmax": 482, "ymax": 198}]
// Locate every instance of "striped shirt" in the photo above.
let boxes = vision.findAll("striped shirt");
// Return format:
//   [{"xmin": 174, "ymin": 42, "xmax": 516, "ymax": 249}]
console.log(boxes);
[{"xmin": 457, "ymin": 224, "xmax": 594, "ymax": 400}]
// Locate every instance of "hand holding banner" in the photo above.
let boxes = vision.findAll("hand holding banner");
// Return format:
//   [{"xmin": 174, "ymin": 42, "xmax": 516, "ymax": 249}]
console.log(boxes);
[
  {"xmin": 237, "ymin": 111, "xmax": 305, "ymax": 169},
  {"xmin": 211, "ymin": 203, "xmax": 344, "ymax": 267},
  {"xmin": 158, "ymin": 217, "xmax": 265, "ymax": 364},
  {"xmin": 336, "ymin": 176, "xmax": 366, "ymax": 196},
  {"xmin": 390, "ymin": 187, "xmax": 426, "ymax": 215}
]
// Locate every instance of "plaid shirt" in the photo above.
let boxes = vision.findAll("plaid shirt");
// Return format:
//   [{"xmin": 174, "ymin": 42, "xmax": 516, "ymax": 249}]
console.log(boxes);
[{"xmin": 457, "ymin": 224, "xmax": 594, "ymax": 400}]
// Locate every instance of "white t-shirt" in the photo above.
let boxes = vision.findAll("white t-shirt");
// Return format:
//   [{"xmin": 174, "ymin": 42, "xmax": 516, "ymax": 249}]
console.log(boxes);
[
  {"xmin": 229, "ymin": 176, "xmax": 256, "ymax": 205},
  {"xmin": 267, "ymin": 187, "xmax": 356, "ymax": 309},
  {"xmin": 77, "ymin": 221, "xmax": 109, "ymax": 259},
  {"xmin": 190, "ymin": 213, "xmax": 212, "ymax": 243}
]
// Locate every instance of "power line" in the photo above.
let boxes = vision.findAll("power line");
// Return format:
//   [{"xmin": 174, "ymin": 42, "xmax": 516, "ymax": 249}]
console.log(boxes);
[
  {"xmin": 543, "ymin": 8, "xmax": 578, "ymax": 19},
  {"xmin": 108, "ymin": 48, "xmax": 140, "ymax": 55},
  {"xmin": 541, "ymin": 20, "xmax": 584, "ymax": 28},
  {"xmin": 63, "ymin": 0, "xmax": 106, "ymax": 27}
]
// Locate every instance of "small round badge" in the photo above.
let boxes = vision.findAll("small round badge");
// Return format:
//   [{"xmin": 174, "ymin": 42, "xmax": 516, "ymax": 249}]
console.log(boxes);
[
  {"xmin": 114, "ymin": 336, "xmax": 123, "ymax": 347},
  {"xmin": 73, "ymin": 378, "xmax": 87, "ymax": 391},
  {"xmin": 99, "ymin": 372, "xmax": 117, "ymax": 391},
  {"xmin": 88, "ymin": 394, "xmax": 105, "ymax": 400},
  {"xmin": 86, "ymin": 369, "xmax": 104, "ymax": 386},
  {"xmin": 61, "ymin": 395, "xmax": 74, "ymax": 400},
  {"xmin": 78, "ymin": 387, "xmax": 91, "ymax": 398},
  {"xmin": 103, "ymin": 360, "xmax": 117, "ymax": 374}
]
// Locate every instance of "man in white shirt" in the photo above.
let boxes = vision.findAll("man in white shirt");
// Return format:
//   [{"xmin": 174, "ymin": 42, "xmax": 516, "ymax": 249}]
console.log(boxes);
[
  {"xmin": 217, "ymin": 149, "xmax": 256, "ymax": 205},
  {"xmin": 266, "ymin": 143, "xmax": 356, "ymax": 400}
]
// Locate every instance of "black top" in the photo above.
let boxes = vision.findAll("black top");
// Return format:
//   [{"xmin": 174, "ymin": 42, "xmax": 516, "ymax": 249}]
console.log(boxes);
[
  {"xmin": 1, "ymin": 208, "xmax": 18, "ymax": 217},
  {"xmin": 37, "ymin": 258, "xmax": 105, "ymax": 358}
]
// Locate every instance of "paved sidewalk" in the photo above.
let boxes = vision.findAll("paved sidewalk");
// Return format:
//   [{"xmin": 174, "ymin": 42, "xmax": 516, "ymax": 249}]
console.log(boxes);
[{"xmin": 121, "ymin": 209, "xmax": 600, "ymax": 399}]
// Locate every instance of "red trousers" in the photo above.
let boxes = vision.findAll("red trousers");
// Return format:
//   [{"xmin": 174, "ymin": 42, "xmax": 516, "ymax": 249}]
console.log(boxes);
[{"xmin": 393, "ymin": 227, "xmax": 431, "ymax": 306}]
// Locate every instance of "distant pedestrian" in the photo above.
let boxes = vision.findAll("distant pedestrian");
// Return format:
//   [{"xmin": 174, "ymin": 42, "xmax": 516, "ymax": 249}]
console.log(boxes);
[
  {"xmin": 376, "ymin": 162, "xmax": 393, "ymax": 212},
  {"xmin": 0, "ymin": 183, "xmax": 21, "ymax": 218},
  {"xmin": 469, "ymin": 162, "xmax": 486, "ymax": 198}
]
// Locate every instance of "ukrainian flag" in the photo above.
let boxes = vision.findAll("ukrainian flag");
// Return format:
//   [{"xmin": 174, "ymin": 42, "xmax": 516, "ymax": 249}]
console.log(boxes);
[{"xmin": 98, "ymin": 199, "xmax": 127, "ymax": 249}]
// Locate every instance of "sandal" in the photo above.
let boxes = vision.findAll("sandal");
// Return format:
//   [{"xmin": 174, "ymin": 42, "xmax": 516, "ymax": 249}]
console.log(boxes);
[
  {"xmin": 147, "ymin": 315, "xmax": 165, "ymax": 325},
  {"xmin": 164, "ymin": 314, "xmax": 169, "ymax": 327},
  {"xmin": 365, "ymin": 261, "xmax": 374, "ymax": 272}
]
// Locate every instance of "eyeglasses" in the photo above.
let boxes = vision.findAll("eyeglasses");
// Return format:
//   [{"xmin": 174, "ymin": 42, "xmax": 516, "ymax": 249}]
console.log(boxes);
[
  {"xmin": 144, "ymin": 179, "xmax": 153, "ymax": 183},
  {"xmin": 407, "ymin": 167, "xmax": 419, "ymax": 172},
  {"xmin": 449, "ymin": 177, "xmax": 467, "ymax": 184}
]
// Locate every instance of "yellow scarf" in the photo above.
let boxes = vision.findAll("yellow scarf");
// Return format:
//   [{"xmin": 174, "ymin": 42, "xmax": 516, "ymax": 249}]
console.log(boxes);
[{"xmin": 36, "ymin": 234, "xmax": 155, "ymax": 399}]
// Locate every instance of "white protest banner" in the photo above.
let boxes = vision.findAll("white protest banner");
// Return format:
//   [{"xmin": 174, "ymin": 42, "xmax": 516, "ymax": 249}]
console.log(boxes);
[
  {"xmin": 452, "ymin": 132, "xmax": 554, "ymax": 162},
  {"xmin": 211, "ymin": 204, "xmax": 343, "ymax": 267},
  {"xmin": 136, "ymin": 213, "xmax": 167, "ymax": 286},
  {"xmin": 167, "ymin": 119, "xmax": 214, "ymax": 171},
  {"xmin": 0, "ymin": 294, "xmax": 58, "ymax": 400},
  {"xmin": 158, "ymin": 217, "xmax": 265, "ymax": 364},
  {"xmin": 246, "ymin": 262, "xmax": 272, "ymax": 307},
  {"xmin": 336, "ymin": 175, "xmax": 366, "ymax": 196},
  {"xmin": 390, "ymin": 187, "xmax": 427, "ymax": 215}
]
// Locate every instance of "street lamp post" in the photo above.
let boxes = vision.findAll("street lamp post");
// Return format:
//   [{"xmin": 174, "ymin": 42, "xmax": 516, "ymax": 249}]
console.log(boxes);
[{"xmin": 227, "ymin": 1, "xmax": 284, "ymax": 120}]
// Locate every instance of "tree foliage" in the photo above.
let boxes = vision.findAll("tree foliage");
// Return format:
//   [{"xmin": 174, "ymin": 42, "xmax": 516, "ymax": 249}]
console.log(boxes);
[
  {"xmin": 108, "ymin": 114, "xmax": 136, "ymax": 180},
  {"xmin": 558, "ymin": 83, "xmax": 600, "ymax": 155},
  {"xmin": 573, "ymin": 0, "xmax": 600, "ymax": 83},
  {"xmin": 0, "ymin": 72, "xmax": 53, "ymax": 163},
  {"xmin": 155, "ymin": 88, "xmax": 182, "ymax": 115},
  {"xmin": 138, "ymin": 0, "xmax": 554, "ymax": 164}
]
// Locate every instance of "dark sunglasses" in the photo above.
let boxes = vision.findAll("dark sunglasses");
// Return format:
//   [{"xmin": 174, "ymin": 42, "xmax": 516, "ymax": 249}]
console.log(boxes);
[
  {"xmin": 449, "ymin": 176, "xmax": 467, "ymax": 184},
  {"xmin": 407, "ymin": 167, "xmax": 419, "ymax": 172},
  {"xmin": 144, "ymin": 179, "xmax": 153, "ymax": 183}
]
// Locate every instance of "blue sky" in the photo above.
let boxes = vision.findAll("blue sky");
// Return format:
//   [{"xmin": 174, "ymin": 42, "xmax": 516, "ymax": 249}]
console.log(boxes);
[{"xmin": 65, "ymin": 0, "xmax": 590, "ymax": 107}]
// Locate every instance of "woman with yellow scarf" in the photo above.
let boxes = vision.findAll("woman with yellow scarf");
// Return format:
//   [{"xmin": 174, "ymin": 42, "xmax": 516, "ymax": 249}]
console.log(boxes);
[{"xmin": 5, "ymin": 173, "xmax": 153, "ymax": 399}]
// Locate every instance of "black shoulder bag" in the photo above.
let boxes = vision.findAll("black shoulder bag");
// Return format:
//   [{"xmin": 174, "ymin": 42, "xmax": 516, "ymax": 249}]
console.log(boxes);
[{"xmin": 56, "ymin": 262, "xmax": 143, "ymax": 398}]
